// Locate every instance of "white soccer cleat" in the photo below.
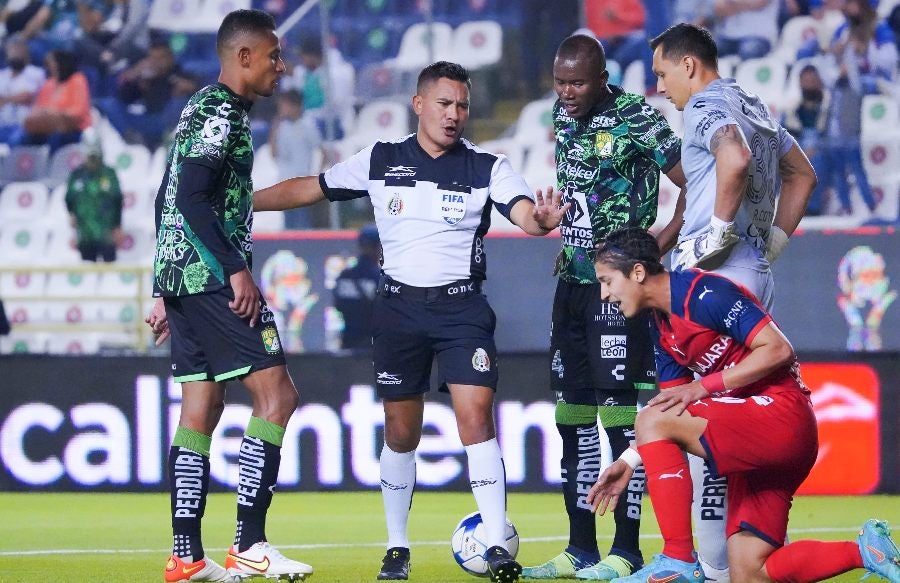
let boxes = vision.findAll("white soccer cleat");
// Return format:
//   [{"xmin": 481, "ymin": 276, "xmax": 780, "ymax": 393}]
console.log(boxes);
[
  {"xmin": 165, "ymin": 554, "xmax": 238, "ymax": 582},
  {"xmin": 225, "ymin": 541, "xmax": 313, "ymax": 581}
]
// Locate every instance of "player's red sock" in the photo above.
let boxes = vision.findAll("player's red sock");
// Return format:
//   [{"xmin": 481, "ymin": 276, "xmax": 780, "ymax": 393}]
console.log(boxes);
[
  {"xmin": 638, "ymin": 440, "xmax": 694, "ymax": 563},
  {"xmin": 765, "ymin": 540, "xmax": 862, "ymax": 583}
]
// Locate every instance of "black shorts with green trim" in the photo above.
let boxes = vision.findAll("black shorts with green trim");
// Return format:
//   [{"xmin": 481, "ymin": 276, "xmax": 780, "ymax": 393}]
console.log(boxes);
[
  {"xmin": 550, "ymin": 279, "xmax": 656, "ymax": 392},
  {"xmin": 164, "ymin": 288, "xmax": 286, "ymax": 383}
]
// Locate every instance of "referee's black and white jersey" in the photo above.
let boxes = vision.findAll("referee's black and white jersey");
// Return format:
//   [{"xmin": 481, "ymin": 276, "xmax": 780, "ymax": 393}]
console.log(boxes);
[{"xmin": 318, "ymin": 134, "xmax": 534, "ymax": 287}]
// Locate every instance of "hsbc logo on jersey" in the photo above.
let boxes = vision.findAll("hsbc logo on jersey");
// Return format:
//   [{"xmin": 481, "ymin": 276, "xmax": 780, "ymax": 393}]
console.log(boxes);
[{"xmin": 600, "ymin": 335, "xmax": 627, "ymax": 359}]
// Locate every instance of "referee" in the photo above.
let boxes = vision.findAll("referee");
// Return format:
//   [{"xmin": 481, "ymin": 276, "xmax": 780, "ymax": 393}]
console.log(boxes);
[{"xmin": 254, "ymin": 61, "xmax": 568, "ymax": 583}]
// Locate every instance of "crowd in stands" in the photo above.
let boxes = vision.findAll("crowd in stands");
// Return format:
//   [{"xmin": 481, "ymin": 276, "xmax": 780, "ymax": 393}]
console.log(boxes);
[{"xmin": 0, "ymin": 0, "xmax": 898, "ymax": 231}]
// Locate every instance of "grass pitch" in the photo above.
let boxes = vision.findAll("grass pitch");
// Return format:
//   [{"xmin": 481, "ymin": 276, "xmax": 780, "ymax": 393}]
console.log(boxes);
[{"xmin": 0, "ymin": 492, "xmax": 897, "ymax": 582}]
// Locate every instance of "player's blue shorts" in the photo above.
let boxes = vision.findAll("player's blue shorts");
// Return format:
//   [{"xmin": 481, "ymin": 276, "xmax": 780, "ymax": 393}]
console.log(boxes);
[
  {"xmin": 164, "ymin": 288, "xmax": 286, "ymax": 383},
  {"xmin": 550, "ymin": 279, "xmax": 656, "ymax": 392},
  {"xmin": 372, "ymin": 275, "xmax": 498, "ymax": 398}
]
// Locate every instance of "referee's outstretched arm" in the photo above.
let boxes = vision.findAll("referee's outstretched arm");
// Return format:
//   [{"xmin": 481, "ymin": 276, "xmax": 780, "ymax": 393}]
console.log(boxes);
[
  {"xmin": 253, "ymin": 175, "xmax": 326, "ymax": 211},
  {"xmin": 508, "ymin": 186, "xmax": 570, "ymax": 236}
]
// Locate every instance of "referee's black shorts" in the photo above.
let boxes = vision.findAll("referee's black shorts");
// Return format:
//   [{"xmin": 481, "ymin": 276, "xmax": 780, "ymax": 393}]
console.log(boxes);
[
  {"xmin": 164, "ymin": 287, "xmax": 286, "ymax": 383},
  {"xmin": 550, "ymin": 279, "xmax": 656, "ymax": 393},
  {"xmin": 372, "ymin": 276, "xmax": 498, "ymax": 398}
]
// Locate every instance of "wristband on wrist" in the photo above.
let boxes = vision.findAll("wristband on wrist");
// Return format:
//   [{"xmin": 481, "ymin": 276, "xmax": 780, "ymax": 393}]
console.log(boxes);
[
  {"xmin": 618, "ymin": 447, "xmax": 642, "ymax": 470},
  {"xmin": 700, "ymin": 371, "xmax": 727, "ymax": 394}
]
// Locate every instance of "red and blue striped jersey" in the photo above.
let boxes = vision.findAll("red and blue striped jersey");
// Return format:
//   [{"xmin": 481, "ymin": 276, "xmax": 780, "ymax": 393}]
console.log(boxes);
[{"xmin": 651, "ymin": 269, "xmax": 807, "ymax": 398}]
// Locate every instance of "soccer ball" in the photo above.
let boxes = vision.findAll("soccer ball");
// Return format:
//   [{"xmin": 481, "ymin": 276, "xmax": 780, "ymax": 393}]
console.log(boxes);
[{"xmin": 450, "ymin": 511, "xmax": 519, "ymax": 577}]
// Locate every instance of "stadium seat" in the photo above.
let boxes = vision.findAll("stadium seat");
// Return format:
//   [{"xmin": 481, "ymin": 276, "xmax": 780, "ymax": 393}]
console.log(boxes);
[
  {"xmin": 121, "ymin": 185, "xmax": 157, "ymax": 230},
  {"xmin": 3, "ymin": 300, "xmax": 49, "ymax": 326},
  {"xmin": 96, "ymin": 300, "xmax": 141, "ymax": 325},
  {"xmin": 44, "ymin": 300, "xmax": 105, "ymax": 325},
  {"xmin": 479, "ymin": 139, "xmax": 525, "ymax": 175},
  {"xmin": 355, "ymin": 63, "xmax": 414, "ymax": 101},
  {"xmin": 116, "ymin": 225, "xmax": 156, "ymax": 265},
  {"xmin": 43, "ymin": 223, "xmax": 82, "ymax": 265},
  {"xmin": 645, "ymin": 95, "xmax": 683, "ymax": 137},
  {"xmin": 0, "ymin": 223, "xmax": 50, "ymax": 265},
  {"xmin": 43, "ymin": 142, "xmax": 89, "ymax": 189},
  {"xmin": 862, "ymin": 131, "xmax": 900, "ymax": 180},
  {"xmin": 718, "ymin": 55, "xmax": 741, "ymax": 79},
  {"xmin": 453, "ymin": 21, "xmax": 503, "ymax": 71},
  {"xmin": 868, "ymin": 175, "xmax": 900, "ymax": 221},
  {"xmin": 388, "ymin": 21, "xmax": 453, "ymax": 70},
  {"xmin": 521, "ymin": 141, "xmax": 557, "ymax": 192},
  {"xmin": 97, "ymin": 270, "xmax": 142, "ymax": 298},
  {"xmin": 0, "ymin": 270, "xmax": 46, "ymax": 298},
  {"xmin": 0, "ymin": 146, "xmax": 50, "ymax": 186},
  {"xmin": 774, "ymin": 15, "xmax": 819, "ymax": 61},
  {"xmin": 734, "ymin": 56, "xmax": 789, "ymax": 111},
  {"xmin": 104, "ymin": 143, "xmax": 152, "ymax": 187},
  {"xmin": 348, "ymin": 99, "xmax": 411, "ymax": 145},
  {"xmin": 0, "ymin": 181, "xmax": 50, "ymax": 222},
  {"xmin": 45, "ymin": 270, "xmax": 100, "ymax": 298},
  {"xmin": 45, "ymin": 332, "xmax": 103, "ymax": 355},
  {"xmin": 511, "ymin": 98, "xmax": 555, "ymax": 147},
  {"xmin": 0, "ymin": 331, "xmax": 49, "ymax": 354},
  {"xmin": 861, "ymin": 94, "xmax": 899, "ymax": 141},
  {"xmin": 148, "ymin": 0, "xmax": 250, "ymax": 32}
]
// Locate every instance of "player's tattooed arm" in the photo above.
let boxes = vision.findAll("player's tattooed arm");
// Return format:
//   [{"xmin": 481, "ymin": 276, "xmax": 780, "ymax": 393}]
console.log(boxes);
[
  {"xmin": 709, "ymin": 123, "xmax": 751, "ymax": 223},
  {"xmin": 774, "ymin": 144, "xmax": 817, "ymax": 236}
]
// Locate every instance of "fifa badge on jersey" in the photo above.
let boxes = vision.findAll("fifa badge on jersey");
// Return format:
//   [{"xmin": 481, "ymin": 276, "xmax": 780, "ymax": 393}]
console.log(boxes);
[
  {"xmin": 261, "ymin": 326, "xmax": 282, "ymax": 354},
  {"xmin": 388, "ymin": 194, "xmax": 404, "ymax": 216},
  {"xmin": 472, "ymin": 348, "xmax": 491, "ymax": 372},
  {"xmin": 440, "ymin": 191, "xmax": 467, "ymax": 225},
  {"xmin": 595, "ymin": 132, "xmax": 614, "ymax": 158}
]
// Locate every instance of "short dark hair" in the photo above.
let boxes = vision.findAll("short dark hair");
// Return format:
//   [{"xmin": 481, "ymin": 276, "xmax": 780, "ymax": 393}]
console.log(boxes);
[
  {"xmin": 555, "ymin": 34, "xmax": 607, "ymax": 77},
  {"xmin": 216, "ymin": 9, "xmax": 276, "ymax": 56},
  {"xmin": 595, "ymin": 227, "xmax": 665, "ymax": 276},
  {"xmin": 416, "ymin": 61, "xmax": 471, "ymax": 93},
  {"xmin": 650, "ymin": 23, "xmax": 718, "ymax": 71},
  {"xmin": 51, "ymin": 50, "xmax": 79, "ymax": 81}
]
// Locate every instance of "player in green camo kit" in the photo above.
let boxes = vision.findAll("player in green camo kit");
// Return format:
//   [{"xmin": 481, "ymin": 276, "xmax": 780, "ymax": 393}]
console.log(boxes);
[
  {"xmin": 145, "ymin": 9, "xmax": 313, "ymax": 583},
  {"xmin": 522, "ymin": 34, "xmax": 687, "ymax": 581},
  {"xmin": 64, "ymin": 142, "xmax": 123, "ymax": 262}
]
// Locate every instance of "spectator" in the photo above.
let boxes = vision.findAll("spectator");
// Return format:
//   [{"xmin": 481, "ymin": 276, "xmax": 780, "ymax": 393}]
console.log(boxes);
[
  {"xmin": 333, "ymin": 223, "xmax": 381, "ymax": 352},
  {"xmin": 95, "ymin": 40, "xmax": 197, "ymax": 149},
  {"xmin": 674, "ymin": 0, "xmax": 715, "ymax": 29},
  {"xmin": 15, "ymin": 49, "xmax": 91, "ymax": 152},
  {"xmin": 585, "ymin": 0, "xmax": 648, "ymax": 73},
  {"xmin": 269, "ymin": 89, "xmax": 323, "ymax": 229},
  {"xmin": 18, "ymin": 0, "xmax": 81, "ymax": 61},
  {"xmin": 817, "ymin": 0, "xmax": 897, "ymax": 214},
  {"xmin": 74, "ymin": 0, "xmax": 150, "ymax": 76},
  {"xmin": 0, "ymin": 36, "xmax": 45, "ymax": 143},
  {"xmin": 782, "ymin": 64, "xmax": 829, "ymax": 215},
  {"xmin": 714, "ymin": 0, "xmax": 780, "ymax": 59},
  {"xmin": 285, "ymin": 36, "xmax": 354, "ymax": 140},
  {"xmin": 1, "ymin": 0, "xmax": 43, "ymax": 39},
  {"xmin": 797, "ymin": 0, "xmax": 847, "ymax": 58},
  {"xmin": 64, "ymin": 139, "xmax": 123, "ymax": 262}
]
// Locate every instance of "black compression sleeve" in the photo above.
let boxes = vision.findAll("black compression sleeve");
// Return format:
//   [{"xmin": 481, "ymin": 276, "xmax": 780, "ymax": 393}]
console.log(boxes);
[{"xmin": 175, "ymin": 162, "xmax": 247, "ymax": 276}]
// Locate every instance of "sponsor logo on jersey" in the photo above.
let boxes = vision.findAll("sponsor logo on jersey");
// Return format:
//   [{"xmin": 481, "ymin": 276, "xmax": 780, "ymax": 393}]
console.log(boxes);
[
  {"xmin": 261, "ymin": 326, "xmax": 281, "ymax": 354},
  {"xmin": 611, "ymin": 365, "xmax": 625, "ymax": 381},
  {"xmin": 202, "ymin": 116, "xmax": 231, "ymax": 146},
  {"xmin": 384, "ymin": 165, "xmax": 417, "ymax": 177},
  {"xmin": 387, "ymin": 194, "xmax": 403, "ymax": 215},
  {"xmin": 566, "ymin": 141, "xmax": 588, "ymax": 161},
  {"xmin": 551, "ymin": 349, "xmax": 565, "ymax": 379},
  {"xmin": 440, "ymin": 192, "xmax": 466, "ymax": 225},
  {"xmin": 589, "ymin": 115, "xmax": 616, "ymax": 129},
  {"xmin": 376, "ymin": 372, "xmax": 402, "ymax": 385},
  {"xmin": 472, "ymin": 348, "xmax": 491, "ymax": 372},
  {"xmin": 560, "ymin": 161, "xmax": 598, "ymax": 180},
  {"xmin": 600, "ymin": 335, "xmax": 627, "ymax": 358},
  {"xmin": 692, "ymin": 335, "xmax": 731, "ymax": 374},
  {"xmin": 723, "ymin": 299, "xmax": 746, "ymax": 328},
  {"xmin": 595, "ymin": 132, "xmax": 614, "ymax": 158},
  {"xmin": 697, "ymin": 110, "xmax": 728, "ymax": 138}
]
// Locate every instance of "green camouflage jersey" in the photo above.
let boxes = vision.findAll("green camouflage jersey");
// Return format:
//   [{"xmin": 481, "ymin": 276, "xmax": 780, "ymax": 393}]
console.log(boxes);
[
  {"xmin": 153, "ymin": 83, "xmax": 254, "ymax": 297},
  {"xmin": 554, "ymin": 85, "xmax": 681, "ymax": 284},
  {"xmin": 65, "ymin": 164, "xmax": 122, "ymax": 245}
]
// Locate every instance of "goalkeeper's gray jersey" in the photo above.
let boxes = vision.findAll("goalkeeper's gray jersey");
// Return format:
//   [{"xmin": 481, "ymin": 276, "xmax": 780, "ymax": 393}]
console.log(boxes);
[{"xmin": 679, "ymin": 78, "xmax": 797, "ymax": 271}]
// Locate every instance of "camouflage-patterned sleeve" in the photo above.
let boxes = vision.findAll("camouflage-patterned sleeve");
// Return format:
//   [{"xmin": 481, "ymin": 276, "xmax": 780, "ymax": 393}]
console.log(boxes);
[
  {"xmin": 627, "ymin": 99, "xmax": 681, "ymax": 173},
  {"xmin": 180, "ymin": 91, "xmax": 245, "ymax": 171}
]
